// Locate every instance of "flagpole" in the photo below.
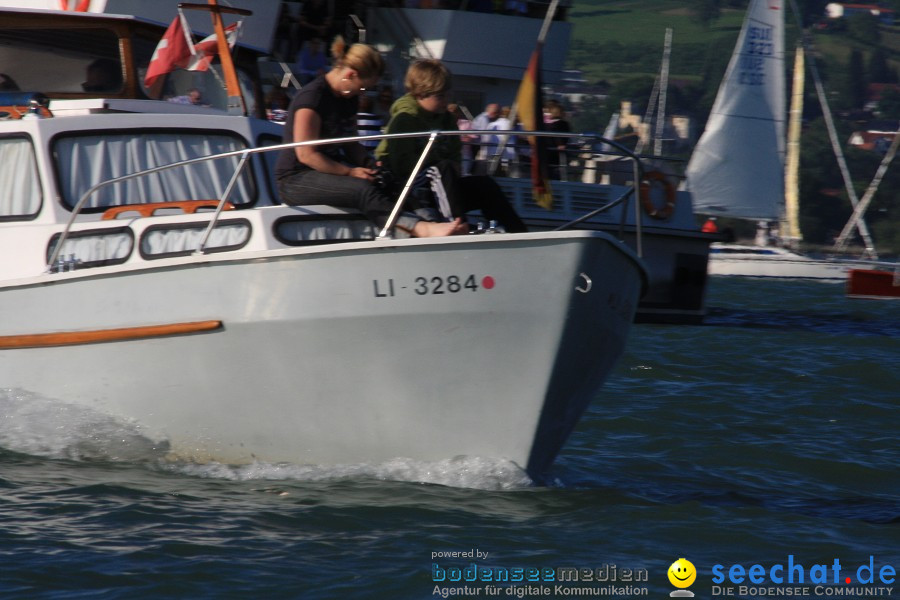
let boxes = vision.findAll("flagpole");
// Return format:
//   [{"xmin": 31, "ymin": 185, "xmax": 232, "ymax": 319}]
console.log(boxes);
[
  {"xmin": 511, "ymin": 0, "xmax": 559, "ymax": 121},
  {"xmin": 177, "ymin": 8, "xmax": 196, "ymax": 57},
  {"xmin": 536, "ymin": 0, "xmax": 559, "ymax": 44},
  {"xmin": 489, "ymin": 0, "xmax": 559, "ymax": 175},
  {"xmin": 179, "ymin": 1, "xmax": 251, "ymax": 116},
  {"xmin": 207, "ymin": 0, "xmax": 244, "ymax": 115}
]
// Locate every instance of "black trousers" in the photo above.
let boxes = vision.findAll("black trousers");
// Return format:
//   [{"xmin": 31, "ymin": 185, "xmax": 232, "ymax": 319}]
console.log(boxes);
[{"xmin": 422, "ymin": 160, "xmax": 528, "ymax": 233}]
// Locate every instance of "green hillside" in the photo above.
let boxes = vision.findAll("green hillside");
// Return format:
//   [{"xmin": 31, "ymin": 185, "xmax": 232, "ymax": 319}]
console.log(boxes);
[
  {"xmin": 566, "ymin": 0, "xmax": 900, "ymax": 87},
  {"xmin": 567, "ymin": 1, "xmax": 748, "ymax": 83}
]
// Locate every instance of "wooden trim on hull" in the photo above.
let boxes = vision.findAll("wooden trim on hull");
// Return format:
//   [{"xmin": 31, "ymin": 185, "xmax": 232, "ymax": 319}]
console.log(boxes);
[{"xmin": 0, "ymin": 320, "xmax": 223, "ymax": 350}]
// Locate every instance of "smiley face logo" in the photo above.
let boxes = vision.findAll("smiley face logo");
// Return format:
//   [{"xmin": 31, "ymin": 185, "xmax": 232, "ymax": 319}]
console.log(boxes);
[{"xmin": 668, "ymin": 558, "xmax": 696, "ymax": 589}]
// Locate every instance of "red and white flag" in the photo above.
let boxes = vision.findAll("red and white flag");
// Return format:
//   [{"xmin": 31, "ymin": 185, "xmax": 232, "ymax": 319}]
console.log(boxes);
[
  {"xmin": 144, "ymin": 17, "xmax": 241, "ymax": 86},
  {"xmin": 185, "ymin": 23, "xmax": 241, "ymax": 72},
  {"xmin": 144, "ymin": 16, "xmax": 192, "ymax": 87}
]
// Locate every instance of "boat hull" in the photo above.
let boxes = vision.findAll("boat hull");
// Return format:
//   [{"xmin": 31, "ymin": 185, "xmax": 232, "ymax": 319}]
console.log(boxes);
[
  {"xmin": 846, "ymin": 268, "xmax": 900, "ymax": 299},
  {"xmin": 708, "ymin": 244, "xmax": 854, "ymax": 280},
  {"xmin": 498, "ymin": 178, "xmax": 710, "ymax": 324},
  {"xmin": 0, "ymin": 232, "xmax": 643, "ymax": 476}
]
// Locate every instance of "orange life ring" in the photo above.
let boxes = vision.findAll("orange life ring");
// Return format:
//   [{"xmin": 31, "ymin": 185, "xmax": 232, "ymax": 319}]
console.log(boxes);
[
  {"xmin": 59, "ymin": 0, "xmax": 91, "ymax": 11},
  {"xmin": 639, "ymin": 170, "xmax": 676, "ymax": 220}
]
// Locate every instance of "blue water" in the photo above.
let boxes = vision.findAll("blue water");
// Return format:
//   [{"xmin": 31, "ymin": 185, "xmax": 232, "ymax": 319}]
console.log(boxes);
[{"xmin": 2, "ymin": 277, "xmax": 898, "ymax": 599}]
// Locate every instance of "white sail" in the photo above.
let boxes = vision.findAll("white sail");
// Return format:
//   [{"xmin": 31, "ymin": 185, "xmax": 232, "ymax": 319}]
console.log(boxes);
[{"xmin": 685, "ymin": 0, "xmax": 785, "ymax": 220}]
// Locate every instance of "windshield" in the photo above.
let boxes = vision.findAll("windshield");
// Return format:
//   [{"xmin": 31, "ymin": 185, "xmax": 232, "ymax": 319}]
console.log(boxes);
[
  {"xmin": 0, "ymin": 27, "xmax": 123, "ymax": 94},
  {"xmin": 52, "ymin": 131, "xmax": 258, "ymax": 211}
]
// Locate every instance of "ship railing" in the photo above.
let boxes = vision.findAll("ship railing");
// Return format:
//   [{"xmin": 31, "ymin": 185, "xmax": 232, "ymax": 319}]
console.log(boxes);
[{"xmin": 46, "ymin": 130, "xmax": 645, "ymax": 273}]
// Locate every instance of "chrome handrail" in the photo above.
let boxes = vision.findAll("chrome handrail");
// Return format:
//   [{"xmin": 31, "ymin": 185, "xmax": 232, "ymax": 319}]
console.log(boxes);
[
  {"xmin": 46, "ymin": 130, "xmax": 646, "ymax": 273},
  {"xmin": 378, "ymin": 130, "xmax": 439, "ymax": 238}
]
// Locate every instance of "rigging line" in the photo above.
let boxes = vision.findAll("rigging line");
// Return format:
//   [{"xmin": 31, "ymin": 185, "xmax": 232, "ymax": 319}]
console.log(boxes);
[{"xmin": 834, "ymin": 126, "xmax": 900, "ymax": 252}]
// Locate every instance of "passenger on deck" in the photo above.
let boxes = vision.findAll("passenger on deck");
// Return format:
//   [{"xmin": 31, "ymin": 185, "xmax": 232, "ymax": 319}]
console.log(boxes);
[
  {"xmin": 545, "ymin": 99, "xmax": 572, "ymax": 180},
  {"xmin": 274, "ymin": 37, "xmax": 467, "ymax": 238},
  {"xmin": 375, "ymin": 59, "xmax": 527, "ymax": 233},
  {"xmin": 295, "ymin": 37, "xmax": 329, "ymax": 85},
  {"xmin": 469, "ymin": 102, "xmax": 499, "ymax": 174},
  {"xmin": 82, "ymin": 58, "xmax": 122, "ymax": 93}
]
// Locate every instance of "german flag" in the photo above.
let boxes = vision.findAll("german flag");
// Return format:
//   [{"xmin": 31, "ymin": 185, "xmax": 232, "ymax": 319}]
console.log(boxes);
[{"xmin": 515, "ymin": 43, "xmax": 553, "ymax": 210}]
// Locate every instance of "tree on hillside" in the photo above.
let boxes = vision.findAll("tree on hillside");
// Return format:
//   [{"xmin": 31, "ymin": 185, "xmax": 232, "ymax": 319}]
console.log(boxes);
[
  {"xmin": 868, "ymin": 47, "xmax": 897, "ymax": 84},
  {"xmin": 569, "ymin": 95, "xmax": 612, "ymax": 135},
  {"xmin": 794, "ymin": 0, "xmax": 830, "ymax": 27},
  {"xmin": 837, "ymin": 48, "xmax": 867, "ymax": 110},
  {"xmin": 690, "ymin": 0, "xmax": 721, "ymax": 28},
  {"xmin": 599, "ymin": 75, "xmax": 656, "ymax": 129},
  {"xmin": 877, "ymin": 87, "xmax": 900, "ymax": 118},
  {"xmin": 846, "ymin": 12, "xmax": 881, "ymax": 45}
]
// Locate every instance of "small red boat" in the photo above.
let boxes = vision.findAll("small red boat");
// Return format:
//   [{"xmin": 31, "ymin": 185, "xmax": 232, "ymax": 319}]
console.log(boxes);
[{"xmin": 846, "ymin": 267, "xmax": 900, "ymax": 299}]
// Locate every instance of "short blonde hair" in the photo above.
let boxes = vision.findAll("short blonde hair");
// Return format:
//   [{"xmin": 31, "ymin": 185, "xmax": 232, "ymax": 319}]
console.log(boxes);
[
  {"xmin": 404, "ymin": 59, "xmax": 451, "ymax": 98},
  {"xmin": 330, "ymin": 36, "xmax": 385, "ymax": 80}
]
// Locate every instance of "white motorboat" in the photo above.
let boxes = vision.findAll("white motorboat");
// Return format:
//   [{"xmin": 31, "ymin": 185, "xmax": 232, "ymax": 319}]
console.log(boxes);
[
  {"xmin": 0, "ymin": 7, "xmax": 647, "ymax": 477},
  {"xmin": 707, "ymin": 244, "xmax": 854, "ymax": 281}
]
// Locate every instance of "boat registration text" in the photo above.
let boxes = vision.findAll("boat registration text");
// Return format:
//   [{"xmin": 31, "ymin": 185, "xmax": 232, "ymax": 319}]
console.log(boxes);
[{"xmin": 373, "ymin": 275, "xmax": 496, "ymax": 297}]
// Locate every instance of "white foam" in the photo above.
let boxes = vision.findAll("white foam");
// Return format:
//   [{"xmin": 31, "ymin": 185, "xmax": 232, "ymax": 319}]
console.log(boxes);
[
  {"xmin": 158, "ymin": 455, "xmax": 534, "ymax": 490},
  {"xmin": 1, "ymin": 388, "xmax": 534, "ymax": 490},
  {"xmin": 0, "ymin": 388, "xmax": 168, "ymax": 461}
]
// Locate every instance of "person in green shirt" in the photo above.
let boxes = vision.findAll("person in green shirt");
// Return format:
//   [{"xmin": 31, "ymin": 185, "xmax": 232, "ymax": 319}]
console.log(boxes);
[{"xmin": 375, "ymin": 59, "xmax": 527, "ymax": 233}]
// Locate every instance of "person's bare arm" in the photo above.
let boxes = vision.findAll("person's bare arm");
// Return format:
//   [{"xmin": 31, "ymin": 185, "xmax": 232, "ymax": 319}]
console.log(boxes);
[{"xmin": 293, "ymin": 108, "xmax": 375, "ymax": 180}]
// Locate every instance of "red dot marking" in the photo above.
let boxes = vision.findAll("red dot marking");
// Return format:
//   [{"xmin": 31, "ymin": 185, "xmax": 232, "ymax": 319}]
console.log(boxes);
[
  {"xmin": 846, "ymin": 578, "xmax": 851, "ymax": 584},
  {"xmin": 482, "ymin": 276, "xmax": 495, "ymax": 290}
]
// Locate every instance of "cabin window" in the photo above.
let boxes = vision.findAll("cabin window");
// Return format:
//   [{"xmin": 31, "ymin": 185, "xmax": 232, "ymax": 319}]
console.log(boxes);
[
  {"xmin": 149, "ymin": 67, "xmax": 259, "ymax": 117},
  {"xmin": 47, "ymin": 228, "xmax": 134, "ymax": 269},
  {"xmin": 140, "ymin": 220, "xmax": 251, "ymax": 259},
  {"xmin": 0, "ymin": 136, "xmax": 42, "ymax": 219},
  {"xmin": 0, "ymin": 28, "xmax": 122, "ymax": 94},
  {"xmin": 52, "ymin": 131, "xmax": 257, "ymax": 212},
  {"xmin": 274, "ymin": 215, "xmax": 376, "ymax": 245}
]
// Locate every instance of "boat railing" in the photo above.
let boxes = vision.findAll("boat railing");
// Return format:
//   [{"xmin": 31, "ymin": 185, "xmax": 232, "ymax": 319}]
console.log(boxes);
[{"xmin": 46, "ymin": 130, "xmax": 645, "ymax": 273}]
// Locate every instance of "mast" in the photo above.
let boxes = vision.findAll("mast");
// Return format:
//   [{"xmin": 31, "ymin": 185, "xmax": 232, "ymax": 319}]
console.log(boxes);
[
  {"xmin": 653, "ymin": 27, "xmax": 672, "ymax": 157},
  {"xmin": 781, "ymin": 44, "xmax": 804, "ymax": 248},
  {"xmin": 634, "ymin": 27, "xmax": 671, "ymax": 156}
]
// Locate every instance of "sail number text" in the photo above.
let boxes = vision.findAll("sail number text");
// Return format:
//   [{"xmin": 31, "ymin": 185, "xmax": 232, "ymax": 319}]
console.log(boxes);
[{"xmin": 739, "ymin": 25, "xmax": 773, "ymax": 86}]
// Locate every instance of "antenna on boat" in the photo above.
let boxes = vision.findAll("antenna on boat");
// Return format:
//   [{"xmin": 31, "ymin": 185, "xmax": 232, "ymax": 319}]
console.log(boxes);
[{"xmin": 179, "ymin": 0, "xmax": 252, "ymax": 116}]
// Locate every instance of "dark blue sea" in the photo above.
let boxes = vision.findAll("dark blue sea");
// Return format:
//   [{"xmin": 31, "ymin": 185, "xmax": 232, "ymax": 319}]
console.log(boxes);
[{"xmin": 2, "ymin": 277, "xmax": 898, "ymax": 599}]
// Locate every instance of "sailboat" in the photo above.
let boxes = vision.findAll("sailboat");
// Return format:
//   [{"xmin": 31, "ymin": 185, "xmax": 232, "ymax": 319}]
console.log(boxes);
[{"xmin": 685, "ymin": 0, "xmax": 868, "ymax": 280}]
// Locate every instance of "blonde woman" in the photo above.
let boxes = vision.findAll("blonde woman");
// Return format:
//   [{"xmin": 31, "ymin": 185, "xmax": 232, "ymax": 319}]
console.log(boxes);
[{"xmin": 275, "ymin": 37, "xmax": 465, "ymax": 237}]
